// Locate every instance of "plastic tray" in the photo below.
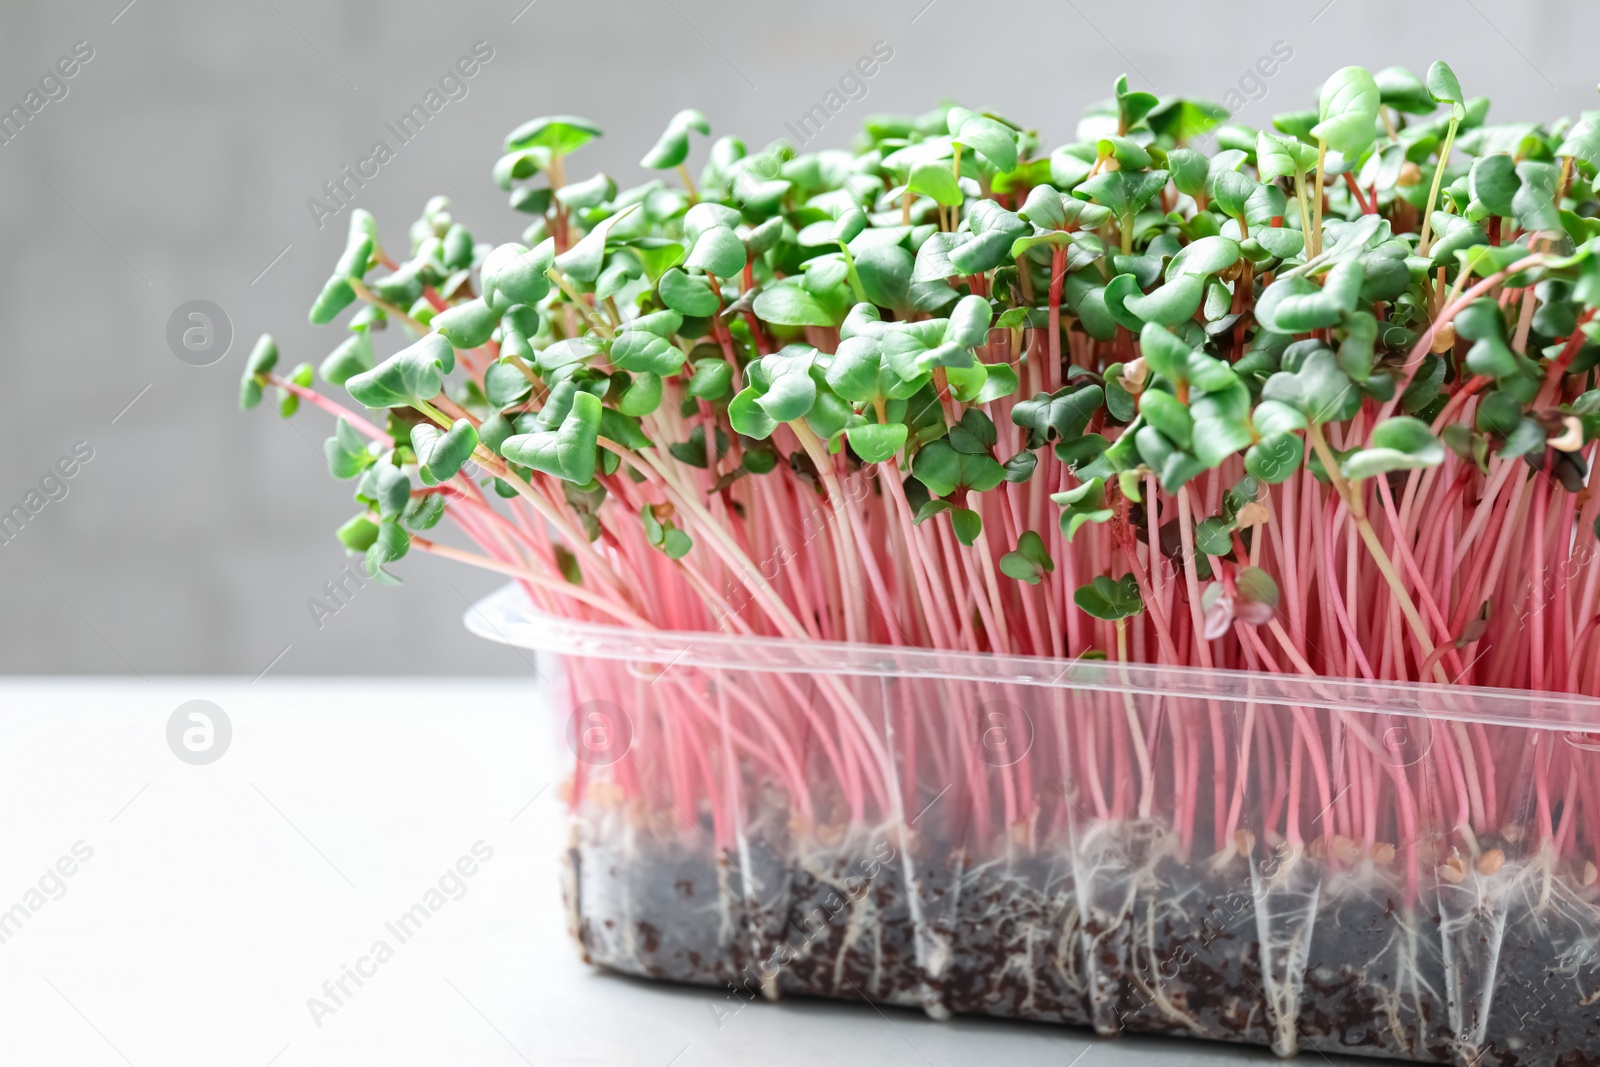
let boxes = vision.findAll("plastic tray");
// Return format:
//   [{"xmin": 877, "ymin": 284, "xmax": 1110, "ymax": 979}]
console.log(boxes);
[{"xmin": 467, "ymin": 582, "xmax": 1600, "ymax": 1066}]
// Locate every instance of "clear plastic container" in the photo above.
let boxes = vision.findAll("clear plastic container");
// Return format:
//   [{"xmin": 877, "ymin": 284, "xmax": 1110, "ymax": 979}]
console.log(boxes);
[{"xmin": 467, "ymin": 582, "xmax": 1600, "ymax": 1066}]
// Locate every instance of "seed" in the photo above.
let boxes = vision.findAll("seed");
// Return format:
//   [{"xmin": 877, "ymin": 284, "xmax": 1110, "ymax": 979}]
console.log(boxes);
[
  {"xmin": 1438, "ymin": 854, "xmax": 1467, "ymax": 884},
  {"xmin": 1234, "ymin": 829, "xmax": 1256, "ymax": 856},
  {"xmin": 1431, "ymin": 323, "xmax": 1456, "ymax": 353},
  {"xmin": 1332, "ymin": 835, "xmax": 1362, "ymax": 865},
  {"xmin": 1372, "ymin": 842, "xmax": 1396, "ymax": 866},
  {"xmin": 589, "ymin": 781, "xmax": 624, "ymax": 807},
  {"xmin": 1476, "ymin": 849, "xmax": 1505, "ymax": 876},
  {"xmin": 1550, "ymin": 416, "xmax": 1586, "ymax": 453},
  {"xmin": 1583, "ymin": 862, "xmax": 1598, "ymax": 887},
  {"xmin": 1235, "ymin": 501, "xmax": 1270, "ymax": 529},
  {"xmin": 1122, "ymin": 358, "xmax": 1149, "ymax": 391}
]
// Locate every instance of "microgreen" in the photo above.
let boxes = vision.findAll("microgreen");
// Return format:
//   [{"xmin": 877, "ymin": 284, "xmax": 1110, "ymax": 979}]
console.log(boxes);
[{"xmin": 237, "ymin": 68, "xmax": 1600, "ymax": 701}]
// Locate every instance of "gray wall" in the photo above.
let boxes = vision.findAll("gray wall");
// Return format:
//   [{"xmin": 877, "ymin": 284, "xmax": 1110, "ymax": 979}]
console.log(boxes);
[{"xmin": 0, "ymin": 0, "xmax": 1589, "ymax": 675}]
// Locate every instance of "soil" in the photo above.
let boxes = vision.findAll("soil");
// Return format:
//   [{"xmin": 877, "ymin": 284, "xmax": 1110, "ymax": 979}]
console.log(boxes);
[{"xmin": 564, "ymin": 815, "xmax": 1600, "ymax": 1066}]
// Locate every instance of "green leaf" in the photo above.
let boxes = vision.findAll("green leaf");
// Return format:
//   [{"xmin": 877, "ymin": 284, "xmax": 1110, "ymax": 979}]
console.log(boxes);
[
  {"xmin": 364, "ymin": 518, "xmax": 410, "ymax": 580},
  {"xmin": 504, "ymin": 115, "xmax": 603, "ymax": 156},
  {"xmin": 345, "ymin": 334, "xmax": 452, "ymax": 408},
  {"xmin": 336, "ymin": 514, "xmax": 380, "ymax": 552},
  {"xmin": 1076, "ymin": 169, "xmax": 1169, "ymax": 222},
  {"xmin": 479, "ymin": 412, "xmax": 514, "ymax": 456},
  {"xmin": 1166, "ymin": 148, "xmax": 1210, "ymax": 198},
  {"xmin": 1513, "ymin": 160, "xmax": 1562, "ymax": 233},
  {"xmin": 500, "ymin": 390, "xmax": 602, "ymax": 484},
  {"xmin": 854, "ymin": 244, "xmax": 913, "ymax": 310},
  {"xmin": 433, "ymin": 298, "xmax": 496, "ymax": 350},
  {"xmin": 1124, "ymin": 275, "xmax": 1205, "ymax": 326},
  {"xmin": 1455, "ymin": 297, "xmax": 1520, "ymax": 379},
  {"xmin": 908, "ymin": 161, "xmax": 963, "ymax": 206},
  {"xmin": 1260, "ymin": 346, "xmax": 1358, "ymax": 424},
  {"xmin": 244, "ymin": 333, "xmax": 279, "ymax": 380},
  {"xmin": 882, "ymin": 320, "xmax": 971, "ymax": 378},
  {"xmin": 320, "ymin": 331, "xmax": 376, "ymax": 387},
  {"xmin": 686, "ymin": 357, "xmax": 733, "ymax": 400},
  {"xmin": 1209, "ymin": 170, "xmax": 1258, "ymax": 221},
  {"xmin": 336, "ymin": 235, "xmax": 373, "ymax": 280},
  {"xmin": 494, "ymin": 148, "xmax": 550, "ymax": 190},
  {"xmin": 370, "ymin": 267, "xmax": 423, "ymax": 309},
  {"xmin": 553, "ymin": 207, "xmax": 635, "ymax": 284},
  {"xmin": 402, "ymin": 492, "xmax": 446, "ymax": 532},
  {"xmin": 1375, "ymin": 66, "xmax": 1436, "ymax": 115},
  {"xmin": 1254, "ymin": 259, "xmax": 1365, "ymax": 333},
  {"xmin": 1340, "ymin": 416, "xmax": 1445, "ymax": 480},
  {"xmin": 1559, "ymin": 111, "xmax": 1600, "ymax": 172},
  {"xmin": 1139, "ymin": 390, "xmax": 1193, "ymax": 450},
  {"xmin": 616, "ymin": 371, "xmax": 663, "ymax": 416},
  {"xmin": 1338, "ymin": 310, "xmax": 1378, "ymax": 381},
  {"xmin": 1255, "ymin": 226, "xmax": 1304, "ymax": 260},
  {"xmin": 599, "ymin": 408, "xmax": 652, "ymax": 450},
  {"xmin": 846, "ymin": 421, "xmax": 908, "ymax": 464},
  {"xmin": 1074, "ymin": 574, "xmax": 1143, "ymax": 620},
  {"xmin": 946, "ymin": 293, "xmax": 993, "ymax": 348},
  {"xmin": 609, "ymin": 330, "xmax": 686, "ymax": 375},
  {"xmin": 685, "ymin": 225, "xmax": 747, "ymax": 278},
  {"xmin": 640, "ymin": 108, "xmax": 710, "ymax": 169},
  {"xmin": 741, "ymin": 344, "xmax": 820, "ymax": 426},
  {"xmin": 683, "ymin": 202, "xmax": 740, "ymax": 243},
  {"xmin": 1426, "ymin": 61, "xmax": 1467, "ymax": 122},
  {"xmin": 411, "ymin": 418, "xmax": 480, "ymax": 484},
  {"xmin": 1469, "ymin": 154, "xmax": 1520, "ymax": 217},
  {"xmin": 949, "ymin": 111, "xmax": 1018, "ymax": 172},
  {"xmin": 1256, "ymin": 129, "xmax": 1318, "ymax": 181},
  {"xmin": 667, "ymin": 424, "xmax": 729, "ymax": 468},
  {"xmin": 1429, "ymin": 212, "xmax": 1487, "ymax": 267},
  {"xmin": 1313, "ymin": 65, "xmax": 1381, "ymax": 156},
  {"xmin": 912, "ymin": 439, "xmax": 1005, "ymax": 496},
  {"xmin": 657, "ymin": 267, "xmax": 720, "ymax": 317},
  {"xmin": 1194, "ymin": 515, "xmax": 1234, "ymax": 557},
  {"xmin": 1114, "ymin": 74, "xmax": 1160, "ymax": 132},
  {"xmin": 324, "ymin": 418, "xmax": 374, "ymax": 480},
  {"xmin": 1148, "ymin": 98, "xmax": 1229, "ymax": 143},
  {"xmin": 973, "ymin": 361, "xmax": 1019, "ymax": 404},
  {"xmin": 309, "ymin": 275, "xmax": 356, "ymax": 325},
  {"xmin": 373, "ymin": 463, "xmax": 410, "ymax": 520},
  {"xmin": 1167, "ymin": 235, "xmax": 1242, "ymax": 280},
  {"xmin": 1017, "ymin": 185, "xmax": 1111, "ymax": 231},
  {"xmin": 482, "ymin": 241, "xmax": 554, "ymax": 313},
  {"xmin": 999, "ymin": 530, "xmax": 1055, "ymax": 585},
  {"xmin": 555, "ymin": 172, "xmax": 616, "ymax": 211},
  {"xmin": 753, "ymin": 279, "xmax": 836, "ymax": 326},
  {"xmin": 948, "ymin": 200, "xmax": 1029, "ymax": 274},
  {"xmin": 1244, "ymin": 432, "xmax": 1304, "ymax": 483},
  {"xmin": 1051, "ymin": 476, "xmax": 1115, "ymax": 541},
  {"xmin": 913, "ymin": 500, "xmax": 983, "ymax": 545}
]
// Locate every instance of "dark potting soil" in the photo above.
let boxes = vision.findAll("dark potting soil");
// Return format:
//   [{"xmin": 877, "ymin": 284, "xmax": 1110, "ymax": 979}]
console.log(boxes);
[{"xmin": 564, "ymin": 824, "xmax": 1600, "ymax": 1066}]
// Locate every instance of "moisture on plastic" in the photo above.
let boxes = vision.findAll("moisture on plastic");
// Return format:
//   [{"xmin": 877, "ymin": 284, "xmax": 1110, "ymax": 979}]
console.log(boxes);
[{"xmin": 469, "ymin": 583, "xmax": 1600, "ymax": 1066}]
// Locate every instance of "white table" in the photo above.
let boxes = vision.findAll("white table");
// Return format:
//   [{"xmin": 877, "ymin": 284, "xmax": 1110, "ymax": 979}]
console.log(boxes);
[{"xmin": 0, "ymin": 680, "xmax": 1362, "ymax": 1066}]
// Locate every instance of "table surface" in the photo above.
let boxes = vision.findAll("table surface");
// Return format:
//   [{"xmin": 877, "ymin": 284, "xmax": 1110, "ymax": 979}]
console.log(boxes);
[{"xmin": 0, "ymin": 679, "xmax": 1368, "ymax": 1067}]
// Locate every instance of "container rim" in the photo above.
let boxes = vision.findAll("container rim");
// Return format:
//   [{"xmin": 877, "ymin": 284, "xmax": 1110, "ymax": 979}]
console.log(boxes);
[{"xmin": 466, "ymin": 583, "xmax": 1600, "ymax": 734}]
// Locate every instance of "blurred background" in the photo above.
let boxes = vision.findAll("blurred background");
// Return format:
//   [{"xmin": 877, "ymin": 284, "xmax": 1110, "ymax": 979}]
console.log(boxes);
[{"xmin": 1, "ymin": 0, "xmax": 1591, "ymax": 675}]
